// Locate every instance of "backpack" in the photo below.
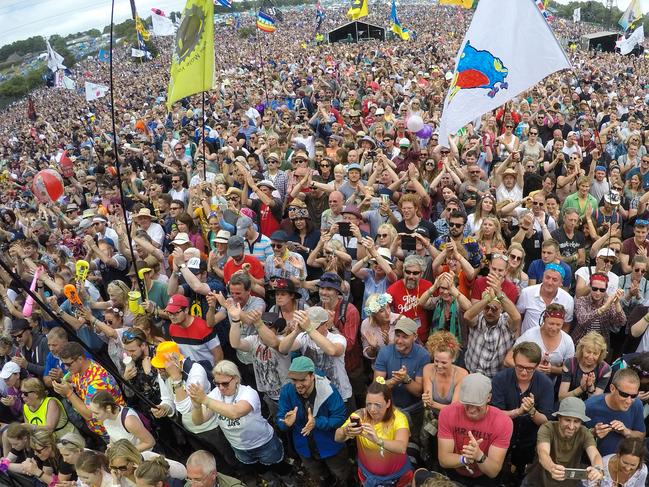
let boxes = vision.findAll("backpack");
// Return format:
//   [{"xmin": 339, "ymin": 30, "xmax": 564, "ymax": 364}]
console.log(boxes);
[
  {"xmin": 120, "ymin": 406, "xmax": 155, "ymax": 436},
  {"xmin": 181, "ymin": 357, "xmax": 214, "ymax": 384}
]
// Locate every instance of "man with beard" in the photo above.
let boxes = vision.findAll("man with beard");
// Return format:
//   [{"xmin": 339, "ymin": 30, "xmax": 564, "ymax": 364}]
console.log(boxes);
[
  {"xmin": 121, "ymin": 327, "xmax": 161, "ymax": 409},
  {"xmin": 522, "ymin": 397, "xmax": 604, "ymax": 487},
  {"xmin": 433, "ymin": 210, "xmax": 482, "ymax": 269},
  {"xmin": 387, "ymin": 255, "xmax": 433, "ymax": 343}
]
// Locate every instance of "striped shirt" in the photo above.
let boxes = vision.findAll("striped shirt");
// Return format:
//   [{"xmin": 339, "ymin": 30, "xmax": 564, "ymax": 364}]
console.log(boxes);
[{"xmin": 245, "ymin": 233, "xmax": 274, "ymax": 263}]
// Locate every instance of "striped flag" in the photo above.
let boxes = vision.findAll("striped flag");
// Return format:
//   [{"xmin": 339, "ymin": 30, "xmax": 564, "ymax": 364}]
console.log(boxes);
[{"xmin": 257, "ymin": 10, "xmax": 276, "ymax": 32}]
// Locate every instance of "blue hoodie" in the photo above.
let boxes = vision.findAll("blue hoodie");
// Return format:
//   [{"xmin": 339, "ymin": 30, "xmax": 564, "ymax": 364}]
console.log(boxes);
[{"xmin": 276, "ymin": 374, "xmax": 346, "ymax": 459}]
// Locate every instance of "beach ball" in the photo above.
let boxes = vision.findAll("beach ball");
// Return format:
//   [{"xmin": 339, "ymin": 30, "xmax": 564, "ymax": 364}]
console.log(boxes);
[{"xmin": 32, "ymin": 169, "xmax": 64, "ymax": 203}]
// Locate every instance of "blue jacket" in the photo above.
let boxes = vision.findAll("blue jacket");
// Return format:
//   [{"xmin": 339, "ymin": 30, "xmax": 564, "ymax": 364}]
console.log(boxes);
[{"xmin": 276, "ymin": 375, "xmax": 346, "ymax": 459}]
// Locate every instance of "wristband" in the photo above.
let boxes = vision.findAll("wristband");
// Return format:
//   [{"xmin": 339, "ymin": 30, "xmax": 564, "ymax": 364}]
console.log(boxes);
[{"xmin": 477, "ymin": 453, "xmax": 487, "ymax": 464}]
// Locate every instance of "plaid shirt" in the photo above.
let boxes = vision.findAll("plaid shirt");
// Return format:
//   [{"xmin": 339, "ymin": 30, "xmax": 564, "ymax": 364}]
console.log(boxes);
[{"xmin": 465, "ymin": 313, "xmax": 516, "ymax": 379}]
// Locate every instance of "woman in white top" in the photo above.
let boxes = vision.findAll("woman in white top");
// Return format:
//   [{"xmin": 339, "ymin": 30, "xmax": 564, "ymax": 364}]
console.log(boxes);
[
  {"xmin": 596, "ymin": 438, "xmax": 648, "ymax": 487},
  {"xmin": 505, "ymin": 303, "xmax": 575, "ymax": 384},
  {"xmin": 89, "ymin": 391, "xmax": 155, "ymax": 452},
  {"xmin": 188, "ymin": 360, "xmax": 293, "ymax": 483},
  {"xmin": 105, "ymin": 439, "xmax": 187, "ymax": 487}
]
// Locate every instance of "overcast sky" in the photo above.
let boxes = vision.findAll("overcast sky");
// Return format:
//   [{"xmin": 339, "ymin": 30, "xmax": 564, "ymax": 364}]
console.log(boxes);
[{"xmin": 0, "ymin": 0, "xmax": 646, "ymax": 48}]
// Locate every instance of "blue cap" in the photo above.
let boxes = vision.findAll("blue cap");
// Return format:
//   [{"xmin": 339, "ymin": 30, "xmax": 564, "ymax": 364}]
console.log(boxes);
[{"xmin": 545, "ymin": 262, "xmax": 566, "ymax": 279}]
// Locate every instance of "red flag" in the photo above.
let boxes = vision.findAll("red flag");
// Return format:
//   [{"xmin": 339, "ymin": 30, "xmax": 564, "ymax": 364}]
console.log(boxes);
[{"xmin": 27, "ymin": 97, "xmax": 36, "ymax": 121}]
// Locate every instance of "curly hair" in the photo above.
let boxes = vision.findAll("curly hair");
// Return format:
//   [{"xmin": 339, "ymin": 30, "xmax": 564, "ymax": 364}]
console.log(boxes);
[{"xmin": 426, "ymin": 330, "xmax": 460, "ymax": 361}]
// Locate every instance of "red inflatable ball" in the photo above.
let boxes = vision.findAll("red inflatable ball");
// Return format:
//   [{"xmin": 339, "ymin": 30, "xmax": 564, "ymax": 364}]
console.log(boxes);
[{"xmin": 32, "ymin": 169, "xmax": 64, "ymax": 203}]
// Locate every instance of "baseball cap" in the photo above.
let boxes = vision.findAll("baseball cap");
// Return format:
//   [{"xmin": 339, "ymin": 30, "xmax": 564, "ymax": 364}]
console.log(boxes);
[
  {"xmin": 398, "ymin": 138, "xmax": 410, "ymax": 148},
  {"xmin": 270, "ymin": 230, "xmax": 289, "ymax": 242},
  {"xmin": 287, "ymin": 356, "xmax": 315, "ymax": 379},
  {"xmin": 459, "ymin": 373, "xmax": 492, "ymax": 406},
  {"xmin": 187, "ymin": 257, "xmax": 207, "ymax": 274},
  {"xmin": 227, "ymin": 236, "xmax": 245, "ymax": 257},
  {"xmin": 394, "ymin": 317, "xmax": 418, "ymax": 336},
  {"xmin": 597, "ymin": 248, "xmax": 617, "ymax": 259},
  {"xmin": 165, "ymin": 294, "xmax": 189, "ymax": 313},
  {"xmin": 11, "ymin": 319, "xmax": 30, "ymax": 334},
  {"xmin": 306, "ymin": 306, "xmax": 329, "ymax": 326},
  {"xmin": 375, "ymin": 108, "xmax": 385, "ymax": 115},
  {"xmin": 0, "ymin": 361, "xmax": 20, "ymax": 380},
  {"xmin": 347, "ymin": 163, "xmax": 362, "ymax": 172},
  {"xmin": 236, "ymin": 216, "xmax": 253, "ymax": 237}
]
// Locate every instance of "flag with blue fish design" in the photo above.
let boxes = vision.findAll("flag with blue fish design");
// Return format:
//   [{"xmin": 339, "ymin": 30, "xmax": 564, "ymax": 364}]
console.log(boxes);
[{"xmin": 438, "ymin": 0, "xmax": 570, "ymax": 145}]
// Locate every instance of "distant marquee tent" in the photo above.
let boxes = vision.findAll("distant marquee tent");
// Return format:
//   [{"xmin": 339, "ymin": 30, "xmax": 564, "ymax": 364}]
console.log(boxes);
[
  {"xmin": 327, "ymin": 20, "xmax": 385, "ymax": 43},
  {"xmin": 581, "ymin": 31, "xmax": 618, "ymax": 52}
]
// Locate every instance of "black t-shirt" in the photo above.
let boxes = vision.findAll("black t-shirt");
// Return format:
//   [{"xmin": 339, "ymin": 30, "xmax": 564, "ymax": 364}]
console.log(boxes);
[
  {"xmin": 395, "ymin": 219, "xmax": 438, "ymax": 241},
  {"xmin": 514, "ymin": 228, "xmax": 543, "ymax": 272},
  {"xmin": 551, "ymin": 227, "xmax": 585, "ymax": 259}
]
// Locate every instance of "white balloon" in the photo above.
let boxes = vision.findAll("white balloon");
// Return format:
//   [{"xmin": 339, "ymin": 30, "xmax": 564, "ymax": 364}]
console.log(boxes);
[{"xmin": 407, "ymin": 115, "xmax": 424, "ymax": 133}]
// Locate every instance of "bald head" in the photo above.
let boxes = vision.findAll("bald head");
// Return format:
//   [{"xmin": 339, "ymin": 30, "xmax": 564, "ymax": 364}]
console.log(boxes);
[{"xmin": 329, "ymin": 191, "xmax": 344, "ymax": 214}]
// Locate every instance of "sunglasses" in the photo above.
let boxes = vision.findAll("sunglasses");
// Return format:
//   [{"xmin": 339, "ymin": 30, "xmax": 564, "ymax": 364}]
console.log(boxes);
[
  {"xmin": 214, "ymin": 378, "xmax": 234, "ymax": 388},
  {"xmin": 532, "ymin": 201, "xmax": 544, "ymax": 206},
  {"xmin": 378, "ymin": 233, "xmax": 389, "ymax": 238},
  {"xmin": 110, "ymin": 464, "xmax": 131, "ymax": 472},
  {"xmin": 616, "ymin": 388, "xmax": 639, "ymax": 399},
  {"xmin": 12, "ymin": 329, "xmax": 27, "ymax": 340},
  {"xmin": 404, "ymin": 270, "xmax": 421, "ymax": 276},
  {"xmin": 485, "ymin": 304, "xmax": 501, "ymax": 312},
  {"xmin": 20, "ymin": 390, "xmax": 36, "ymax": 397},
  {"xmin": 601, "ymin": 258, "xmax": 616, "ymax": 265},
  {"xmin": 590, "ymin": 286, "xmax": 607, "ymax": 293},
  {"xmin": 449, "ymin": 222, "xmax": 464, "ymax": 228},
  {"xmin": 170, "ymin": 206, "xmax": 181, "ymax": 210},
  {"xmin": 320, "ymin": 164, "xmax": 331, "ymax": 168},
  {"xmin": 226, "ymin": 196, "xmax": 239, "ymax": 201},
  {"xmin": 529, "ymin": 132, "xmax": 538, "ymax": 135},
  {"xmin": 271, "ymin": 243, "xmax": 285, "ymax": 249},
  {"xmin": 508, "ymin": 254, "xmax": 522, "ymax": 261}
]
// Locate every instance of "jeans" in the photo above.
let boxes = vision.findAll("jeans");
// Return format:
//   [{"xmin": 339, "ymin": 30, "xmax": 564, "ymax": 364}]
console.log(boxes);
[{"xmin": 232, "ymin": 433, "xmax": 285, "ymax": 465}]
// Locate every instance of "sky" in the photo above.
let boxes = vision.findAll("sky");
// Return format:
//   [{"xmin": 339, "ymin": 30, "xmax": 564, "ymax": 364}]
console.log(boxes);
[{"xmin": 0, "ymin": 0, "xmax": 646, "ymax": 48}]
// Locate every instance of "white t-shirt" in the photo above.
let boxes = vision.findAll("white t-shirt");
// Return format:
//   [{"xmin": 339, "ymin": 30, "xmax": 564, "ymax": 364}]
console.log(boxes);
[
  {"xmin": 242, "ymin": 335, "xmax": 290, "ymax": 400},
  {"xmin": 296, "ymin": 331, "xmax": 352, "ymax": 400},
  {"xmin": 206, "ymin": 384, "xmax": 275, "ymax": 450},
  {"xmin": 103, "ymin": 407, "xmax": 143, "ymax": 448},
  {"xmin": 145, "ymin": 222, "xmax": 165, "ymax": 248},
  {"xmin": 514, "ymin": 326, "xmax": 575, "ymax": 378},
  {"xmin": 496, "ymin": 183, "xmax": 522, "ymax": 203},
  {"xmin": 516, "ymin": 284, "xmax": 575, "ymax": 334},
  {"xmin": 574, "ymin": 266, "xmax": 619, "ymax": 295}
]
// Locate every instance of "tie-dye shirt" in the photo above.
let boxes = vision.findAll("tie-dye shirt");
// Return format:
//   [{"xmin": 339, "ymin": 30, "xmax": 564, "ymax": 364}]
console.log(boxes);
[{"xmin": 69, "ymin": 360, "xmax": 124, "ymax": 439}]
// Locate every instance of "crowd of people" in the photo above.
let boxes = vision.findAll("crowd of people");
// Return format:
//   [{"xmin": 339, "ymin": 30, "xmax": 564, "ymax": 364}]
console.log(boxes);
[{"xmin": 0, "ymin": 2, "xmax": 648, "ymax": 487}]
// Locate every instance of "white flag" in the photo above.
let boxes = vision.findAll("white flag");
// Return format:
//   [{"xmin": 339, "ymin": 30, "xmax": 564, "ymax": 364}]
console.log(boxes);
[
  {"xmin": 618, "ymin": 25, "xmax": 644, "ymax": 55},
  {"xmin": 151, "ymin": 9, "xmax": 176, "ymax": 36},
  {"xmin": 573, "ymin": 7, "xmax": 580, "ymax": 22},
  {"xmin": 131, "ymin": 48, "xmax": 147, "ymax": 58},
  {"xmin": 62, "ymin": 76, "xmax": 76, "ymax": 90},
  {"xmin": 45, "ymin": 39, "xmax": 66, "ymax": 72},
  {"xmin": 85, "ymin": 81, "xmax": 109, "ymax": 102},
  {"xmin": 438, "ymin": 0, "xmax": 571, "ymax": 145}
]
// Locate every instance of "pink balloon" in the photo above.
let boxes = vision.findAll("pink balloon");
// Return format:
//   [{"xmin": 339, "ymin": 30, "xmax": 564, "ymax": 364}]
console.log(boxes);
[{"xmin": 32, "ymin": 169, "xmax": 64, "ymax": 203}]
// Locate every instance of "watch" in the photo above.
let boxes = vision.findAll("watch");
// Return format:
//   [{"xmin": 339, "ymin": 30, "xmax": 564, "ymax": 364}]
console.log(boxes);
[
  {"xmin": 402, "ymin": 375, "xmax": 412, "ymax": 384},
  {"xmin": 477, "ymin": 453, "xmax": 487, "ymax": 464},
  {"xmin": 179, "ymin": 264, "xmax": 187, "ymax": 270}
]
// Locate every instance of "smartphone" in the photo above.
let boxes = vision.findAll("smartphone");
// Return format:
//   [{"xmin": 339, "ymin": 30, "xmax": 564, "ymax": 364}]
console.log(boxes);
[
  {"xmin": 564, "ymin": 468, "xmax": 589, "ymax": 480},
  {"xmin": 401, "ymin": 234, "xmax": 416, "ymax": 251},
  {"xmin": 338, "ymin": 221, "xmax": 351, "ymax": 237},
  {"xmin": 350, "ymin": 415, "xmax": 361, "ymax": 427}
]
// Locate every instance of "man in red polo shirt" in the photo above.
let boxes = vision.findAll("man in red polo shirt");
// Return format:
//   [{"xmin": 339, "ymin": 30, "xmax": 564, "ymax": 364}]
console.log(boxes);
[{"xmin": 471, "ymin": 254, "xmax": 519, "ymax": 304}]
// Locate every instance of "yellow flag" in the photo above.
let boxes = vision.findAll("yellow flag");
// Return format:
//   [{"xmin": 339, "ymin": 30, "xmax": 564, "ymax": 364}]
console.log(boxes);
[
  {"xmin": 439, "ymin": 0, "xmax": 474, "ymax": 8},
  {"xmin": 166, "ymin": 0, "xmax": 214, "ymax": 110},
  {"xmin": 135, "ymin": 15, "xmax": 150, "ymax": 41},
  {"xmin": 347, "ymin": 0, "xmax": 368, "ymax": 20}
]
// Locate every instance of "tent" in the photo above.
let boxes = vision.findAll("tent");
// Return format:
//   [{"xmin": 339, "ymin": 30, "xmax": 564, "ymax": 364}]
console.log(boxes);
[
  {"xmin": 327, "ymin": 20, "xmax": 385, "ymax": 44},
  {"xmin": 581, "ymin": 31, "xmax": 619, "ymax": 52}
]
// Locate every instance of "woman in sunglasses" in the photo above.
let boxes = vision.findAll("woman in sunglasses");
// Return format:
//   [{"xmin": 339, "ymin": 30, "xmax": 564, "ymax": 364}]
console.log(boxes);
[
  {"xmin": 559, "ymin": 331, "xmax": 610, "ymax": 401},
  {"xmin": 505, "ymin": 243, "xmax": 529, "ymax": 291},
  {"xmin": 20, "ymin": 377, "xmax": 78, "ymax": 440},
  {"xmin": 188, "ymin": 360, "xmax": 294, "ymax": 485},
  {"xmin": 572, "ymin": 274, "xmax": 626, "ymax": 349},
  {"xmin": 16, "ymin": 430, "xmax": 71, "ymax": 486},
  {"xmin": 104, "ymin": 439, "xmax": 186, "ymax": 487}
]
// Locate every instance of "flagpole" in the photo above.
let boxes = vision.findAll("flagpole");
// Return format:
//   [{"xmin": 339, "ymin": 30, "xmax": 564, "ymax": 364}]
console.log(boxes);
[{"xmin": 255, "ymin": 30, "xmax": 270, "ymax": 108}]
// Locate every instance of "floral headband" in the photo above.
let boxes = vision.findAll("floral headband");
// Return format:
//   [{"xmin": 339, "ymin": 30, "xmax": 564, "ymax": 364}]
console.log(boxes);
[{"xmin": 365, "ymin": 293, "xmax": 393, "ymax": 316}]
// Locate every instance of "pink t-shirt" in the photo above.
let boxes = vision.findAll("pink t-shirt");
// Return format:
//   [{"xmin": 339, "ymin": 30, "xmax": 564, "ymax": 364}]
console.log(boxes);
[{"xmin": 438, "ymin": 402, "xmax": 513, "ymax": 479}]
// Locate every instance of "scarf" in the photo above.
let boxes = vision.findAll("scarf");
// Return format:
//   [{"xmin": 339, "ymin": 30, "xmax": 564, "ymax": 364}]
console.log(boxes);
[{"xmin": 431, "ymin": 299, "xmax": 461, "ymax": 343}]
